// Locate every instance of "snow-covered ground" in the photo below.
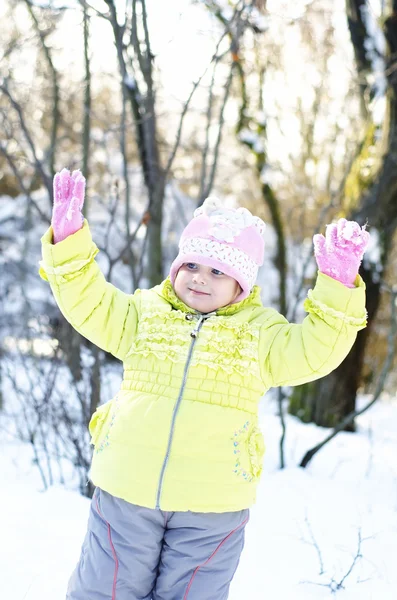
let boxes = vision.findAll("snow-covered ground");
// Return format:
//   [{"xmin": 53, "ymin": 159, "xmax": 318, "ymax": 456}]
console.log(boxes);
[{"xmin": 1, "ymin": 394, "xmax": 397, "ymax": 600}]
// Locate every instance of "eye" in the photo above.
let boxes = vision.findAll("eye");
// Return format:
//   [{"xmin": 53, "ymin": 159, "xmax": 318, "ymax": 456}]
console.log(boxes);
[
  {"xmin": 185, "ymin": 262, "xmax": 197, "ymax": 270},
  {"xmin": 212, "ymin": 268, "xmax": 224, "ymax": 276}
]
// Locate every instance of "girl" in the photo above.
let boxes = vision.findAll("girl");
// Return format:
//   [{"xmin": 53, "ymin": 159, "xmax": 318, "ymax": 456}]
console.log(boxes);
[{"xmin": 40, "ymin": 169, "xmax": 369, "ymax": 600}]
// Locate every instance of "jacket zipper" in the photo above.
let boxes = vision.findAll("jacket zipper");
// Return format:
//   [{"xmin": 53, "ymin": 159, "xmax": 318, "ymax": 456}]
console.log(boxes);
[{"xmin": 155, "ymin": 312, "xmax": 214, "ymax": 509}]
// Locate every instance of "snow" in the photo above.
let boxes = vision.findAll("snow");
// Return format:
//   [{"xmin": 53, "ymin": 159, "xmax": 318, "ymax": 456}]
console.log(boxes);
[
  {"xmin": 248, "ymin": 8, "xmax": 269, "ymax": 33},
  {"xmin": 1, "ymin": 395, "xmax": 397, "ymax": 599},
  {"xmin": 220, "ymin": 7, "xmax": 234, "ymax": 22},
  {"xmin": 363, "ymin": 228, "xmax": 382, "ymax": 274},
  {"xmin": 124, "ymin": 75, "xmax": 137, "ymax": 90},
  {"xmin": 238, "ymin": 128, "xmax": 258, "ymax": 145}
]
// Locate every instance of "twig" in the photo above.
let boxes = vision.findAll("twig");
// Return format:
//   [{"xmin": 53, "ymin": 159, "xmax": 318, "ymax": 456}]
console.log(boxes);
[
  {"xmin": 164, "ymin": 29, "xmax": 229, "ymax": 182},
  {"xmin": 300, "ymin": 529, "xmax": 364, "ymax": 593},
  {"xmin": 163, "ymin": 76, "xmax": 204, "ymax": 180},
  {"xmin": 335, "ymin": 530, "xmax": 362, "ymax": 590},
  {"xmin": 304, "ymin": 511, "xmax": 325, "ymax": 575}
]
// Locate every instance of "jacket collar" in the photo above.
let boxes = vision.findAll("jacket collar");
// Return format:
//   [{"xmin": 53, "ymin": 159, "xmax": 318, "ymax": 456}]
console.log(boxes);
[{"xmin": 156, "ymin": 277, "xmax": 263, "ymax": 316}]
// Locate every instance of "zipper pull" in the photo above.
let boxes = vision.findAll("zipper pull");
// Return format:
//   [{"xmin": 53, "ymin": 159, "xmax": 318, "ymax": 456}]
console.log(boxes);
[
  {"xmin": 190, "ymin": 315, "xmax": 205, "ymax": 338},
  {"xmin": 189, "ymin": 311, "xmax": 216, "ymax": 338}
]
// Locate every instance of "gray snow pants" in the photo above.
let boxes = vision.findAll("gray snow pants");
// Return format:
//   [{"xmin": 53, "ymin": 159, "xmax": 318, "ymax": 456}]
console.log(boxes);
[{"xmin": 67, "ymin": 487, "xmax": 249, "ymax": 600}]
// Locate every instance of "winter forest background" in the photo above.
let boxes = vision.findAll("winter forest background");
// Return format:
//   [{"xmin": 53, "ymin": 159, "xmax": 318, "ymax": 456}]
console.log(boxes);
[{"xmin": 1, "ymin": 1, "xmax": 397, "ymax": 599}]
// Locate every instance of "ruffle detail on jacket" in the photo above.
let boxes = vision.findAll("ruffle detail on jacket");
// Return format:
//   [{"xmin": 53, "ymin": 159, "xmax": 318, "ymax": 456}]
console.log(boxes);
[
  {"xmin": 190, "ymin": 322, "xmax": 261, "ymax": 376},
  {"xmin": 126, "ymin": 306, "xmax": 262, "ymax": 378},
  {"xmin": 190, "ymin": 354, "xmax": 256, "ymax": 377},
  {"xmin": 304, "ymin": 290, "xmax": 367, "ymax": 329}
]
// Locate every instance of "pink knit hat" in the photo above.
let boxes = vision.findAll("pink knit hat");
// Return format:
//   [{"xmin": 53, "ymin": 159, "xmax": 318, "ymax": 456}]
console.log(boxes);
[{"xmin": 170, "ymin": 197, "xmax": 266, "ymax": 302}]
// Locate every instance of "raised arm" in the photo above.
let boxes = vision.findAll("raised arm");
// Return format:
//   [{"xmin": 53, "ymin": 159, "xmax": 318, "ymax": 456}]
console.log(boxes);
[
  {"xmin": 259, "ymin": 273, "xmax": 367, "ymax": 388},
  {"xmin": 39, "ymin": 169, "xmax": 139, "ymax": 361}
]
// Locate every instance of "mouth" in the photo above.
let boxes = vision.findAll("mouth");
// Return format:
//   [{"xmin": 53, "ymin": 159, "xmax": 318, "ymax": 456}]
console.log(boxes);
[{"xmin": 188, "ymin": 288, "xmax": 210, "ymax": 296}]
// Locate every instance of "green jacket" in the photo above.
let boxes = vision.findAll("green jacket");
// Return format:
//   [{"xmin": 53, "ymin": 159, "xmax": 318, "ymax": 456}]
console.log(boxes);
[{"xmin": 40, "ymin": 222, "xmax": 367, "ymax": 512}]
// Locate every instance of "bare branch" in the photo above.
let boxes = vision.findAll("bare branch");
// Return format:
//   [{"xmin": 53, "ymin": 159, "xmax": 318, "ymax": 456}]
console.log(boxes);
[
  {"xmin": 0, "ymin": 84, "xmax": 52, "ymax": 200},
  {"xmin": 75, "ymin": 0, "xmax": 110, "ymax": 20},
  {"xmin": 140, "ymin": 0, "xmax": 153, "ymax": 87},
  {"xmin": 200, "ymin": 62, "xmax": 235, "ymax": 203},
  {"xmin": 131, "ymin": 0, "xmax": 147, "ymax": 82},
  {"xmin": 0, "ymin": 143, "xmax": 50, "ymax": 223},
  {"xmin": 336, "ymin": 530, "xmax": 363, "ymax": 590},
  {"xmin": 163, "ymin": 74, "xmax": 205, "ymax": 180},
  {"xmin": 199, "ymin": 62, "xmax": 217, "ymax": 201}
]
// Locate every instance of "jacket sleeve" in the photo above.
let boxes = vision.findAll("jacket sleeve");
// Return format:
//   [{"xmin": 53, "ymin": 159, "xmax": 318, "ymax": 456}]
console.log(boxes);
[
  {"xmin": 39, "ymin": 220, "xmax": 139, "ymax": 362},
  {"xmin": 258, "ymin": 272, "xmax": 367, "ymax": 389}
]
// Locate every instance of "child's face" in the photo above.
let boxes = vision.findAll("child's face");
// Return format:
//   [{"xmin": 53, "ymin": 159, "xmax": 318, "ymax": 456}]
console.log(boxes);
[{"xmin": 174, "ymin": 262, "xmax": 241, "ymax": 313}]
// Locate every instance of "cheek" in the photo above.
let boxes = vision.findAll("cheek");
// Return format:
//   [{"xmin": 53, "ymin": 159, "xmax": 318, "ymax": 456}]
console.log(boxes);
[
  {"xmin": 173, "ymin": 273, "xmax": 183, "ymax": 292},
  {"xmin": 174, "ymin": 270, "xmax": 190, "ymax": 293},
  {"xmin": 228, "ymin": 281, "xmax": 241, "ymax": 301},
  {"xmin": 218, "ymin": 280, "xmax": 238, "ymax": 298}
]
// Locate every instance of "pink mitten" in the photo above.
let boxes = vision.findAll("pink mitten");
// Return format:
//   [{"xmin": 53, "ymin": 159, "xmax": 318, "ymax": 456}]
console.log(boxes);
[
  {"xmin": 313, "ymin": 218, "xmax": 370, "ymax": 288},
  {"xmin": 52, "ymin": 168, "xmax": 86, "ymax": 244}
]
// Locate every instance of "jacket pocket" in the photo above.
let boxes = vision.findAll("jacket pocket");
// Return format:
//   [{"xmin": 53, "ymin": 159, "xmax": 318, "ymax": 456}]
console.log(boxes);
[{"xmin": 89, "ymin": 400, "xmax": 113, "ymax": 448}]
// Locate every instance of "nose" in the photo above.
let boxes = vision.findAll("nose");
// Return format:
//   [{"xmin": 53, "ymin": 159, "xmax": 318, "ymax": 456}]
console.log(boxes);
[{"xmin": 192, "ymin": 271, "xmax": 206, "ymax": 285}]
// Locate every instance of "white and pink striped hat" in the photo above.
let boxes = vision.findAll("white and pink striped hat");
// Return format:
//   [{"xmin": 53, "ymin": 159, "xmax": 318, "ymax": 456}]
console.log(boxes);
[{"xmin": 170, "ymin": 197, "xmax": 266, "ymax": 302}]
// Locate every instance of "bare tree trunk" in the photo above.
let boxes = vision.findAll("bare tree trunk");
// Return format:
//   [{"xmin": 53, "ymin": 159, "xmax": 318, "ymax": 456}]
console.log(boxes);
[
  {"xmin": 261, "ymin": 183, "xmax": 287, "ymax": 316},
  {"xmin": 56, "ymin": 320, "xmax": 83, "ymax": 382},
  {"xmin": 346, "ymin": 0, "xmax": 373, "ymax": 119},
  {"xmin": 104, "ymin": 0, "xmax": 165, "ymax": 286},
  {"xmin": 81, "ymin": 0, "xmax": 91, "ymax": 213},
  {"xmin": 145, "ymin": 179, "xmax": 164, "ymax": 284}
]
